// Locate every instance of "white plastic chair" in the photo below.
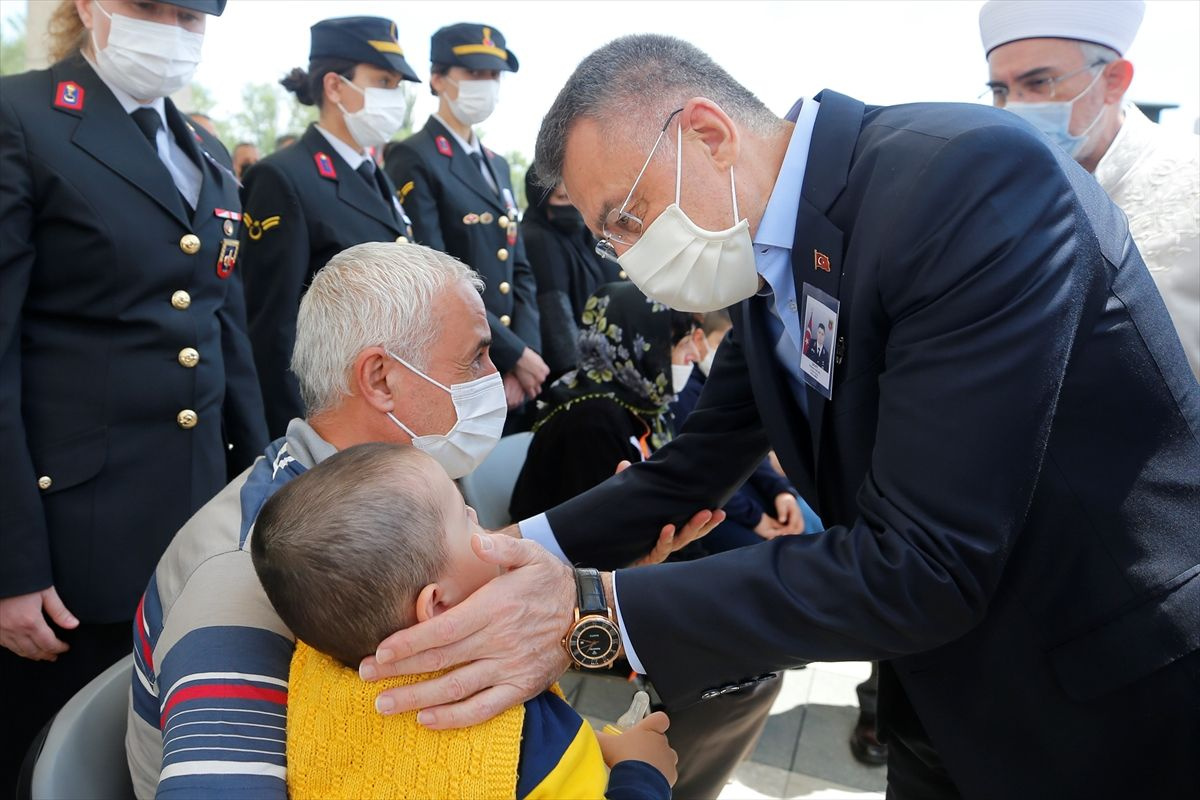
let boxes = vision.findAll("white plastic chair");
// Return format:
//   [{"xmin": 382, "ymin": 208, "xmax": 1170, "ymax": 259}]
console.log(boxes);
[{"xmin": 28, "ymin": 654, "xmax": 135, "ymax": 800}]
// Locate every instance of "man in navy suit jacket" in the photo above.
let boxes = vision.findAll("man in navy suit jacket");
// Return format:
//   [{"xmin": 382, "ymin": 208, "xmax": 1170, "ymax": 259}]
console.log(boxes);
[{"xmin": 364, "ymin": 35, "xmax": 1200, "ymax": 799}]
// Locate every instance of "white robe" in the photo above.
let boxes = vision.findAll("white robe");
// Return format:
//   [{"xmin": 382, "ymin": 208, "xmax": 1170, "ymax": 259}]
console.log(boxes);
[{"xmin": 1094, "ymin": 104, "xmax": 1200, "ymax": 378}]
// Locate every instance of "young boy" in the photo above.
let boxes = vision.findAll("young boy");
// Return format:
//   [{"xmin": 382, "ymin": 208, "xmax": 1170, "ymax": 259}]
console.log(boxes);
[{"xmin": 251, "ymin": 442, "xmax": 676, "ymax": 799}]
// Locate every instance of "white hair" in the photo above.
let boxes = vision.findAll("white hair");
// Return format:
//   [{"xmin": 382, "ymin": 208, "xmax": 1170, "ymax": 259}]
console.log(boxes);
[{"xmin": 292, "ymin": 242, "xmax": 484, "ymax": 416}]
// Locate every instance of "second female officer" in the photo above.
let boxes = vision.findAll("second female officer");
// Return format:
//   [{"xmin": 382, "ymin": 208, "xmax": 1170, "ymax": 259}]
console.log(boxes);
[
  {"xmin": 385, "ymin": 23, "xmax": 548, "ymax": 430},
  {"xmin": 240, "ymin": 17, "xmax": 420, "ymax": 436}
]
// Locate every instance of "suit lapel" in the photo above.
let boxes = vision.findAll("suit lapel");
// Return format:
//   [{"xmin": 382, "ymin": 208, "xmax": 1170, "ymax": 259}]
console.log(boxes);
[
  {"xmin": 425, "ymin": 118, "xmax": 506, "ymax": 212},
  {"xmin": 733, "ymin": 300, "xmax": 818, "ymax": 503},
  {"xmin": 62, "ymin": 57, "xmax": 190, "ymax": 226},
  {"xmin": 304, "ymin": 127, "xmax": 401, "ymax": 234},
  {"xmin": 790, "ymin": 90, "xmax": 865, "ymax": 471}
]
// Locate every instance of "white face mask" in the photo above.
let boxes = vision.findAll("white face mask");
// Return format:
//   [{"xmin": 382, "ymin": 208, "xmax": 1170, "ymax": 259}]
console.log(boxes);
[
  {"xmin": 445, "ymin": 77, "xmax": 500, "ymax": 126},
  {"xmin": 671, "ymin": 363, "xmax": 694, "ymax": 394},
  {"xmin": 616, "ymin": 120, "xmax": 759, "ymax": 313},
  {"xmin": 91, "ymin": 1, "xmax": 203, "ymax": 101},
  {"xmin": 338, "ymin": 77, "xmax": 409, "ymax": 151},
  {"xmin": 384, "ymin": 350, "xmax": 506, "ymax": 479},
  {"xmin": 1005, "ymin": 67, "xmax": 1106, "ymax": 160},
  {"xmin": 697, "ymin": 348, "xmax": 717, "ymax": 377}
]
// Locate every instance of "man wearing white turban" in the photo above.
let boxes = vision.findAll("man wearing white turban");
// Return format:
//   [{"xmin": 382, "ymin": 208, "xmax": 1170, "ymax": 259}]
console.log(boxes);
[{"xmin": 981, "ymin": 0, "xmax": 1199, "ymax": 378}]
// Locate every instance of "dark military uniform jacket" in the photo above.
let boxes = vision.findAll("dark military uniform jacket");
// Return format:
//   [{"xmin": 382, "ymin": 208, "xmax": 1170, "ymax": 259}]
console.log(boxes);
[
  {"xmin": 239, "ymin": 124, "xmax": 412, "ymax": 438},
  {"xmin": 385, "ymin": 116, "xmax": 540, "ymax": 373},
  {"xmin": 0, "ymin": 55, "xmax": 268, "ymax": 622}
]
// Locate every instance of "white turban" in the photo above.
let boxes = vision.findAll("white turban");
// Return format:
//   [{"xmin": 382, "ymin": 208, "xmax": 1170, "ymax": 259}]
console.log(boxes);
[{"xmin": 979, "ymin": 0, "xmax": 1146, "ymax": 56}]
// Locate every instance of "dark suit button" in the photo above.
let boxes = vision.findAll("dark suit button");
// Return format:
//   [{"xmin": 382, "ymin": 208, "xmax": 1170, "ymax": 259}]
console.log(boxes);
[
  {"xmin": 38, "ymin": 476, "xmax": 52, "ymax": 490},
  {"xmin": 700, "ymin": 689, "xmax": 720, "ymax": 700},
  {"xmin": 499, "ymin": 281, "xmax": 511, "ymax": 295}
]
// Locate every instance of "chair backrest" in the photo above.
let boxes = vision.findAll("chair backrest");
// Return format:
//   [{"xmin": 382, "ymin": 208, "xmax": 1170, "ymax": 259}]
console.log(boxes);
[
  {"xmin": 459, "ymin": 431, "xmax": 534, "ymax": 530},
  {"xmin": 31, "ymin": 654, "xmax": 135, "ymax": 800}
]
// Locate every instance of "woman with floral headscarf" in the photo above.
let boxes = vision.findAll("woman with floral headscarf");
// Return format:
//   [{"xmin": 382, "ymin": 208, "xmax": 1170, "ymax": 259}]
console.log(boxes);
[{"xmin": 509, "ymin": 282, "xmax": 699, "ymax": 522}]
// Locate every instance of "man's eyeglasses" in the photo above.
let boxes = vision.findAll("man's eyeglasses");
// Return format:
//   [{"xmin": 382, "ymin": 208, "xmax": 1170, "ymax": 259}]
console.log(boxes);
[
  {"xmin": 984, "ymin": 60, "xmax": 1109, "ymax": 107},
  {"xmin": 594, "ymin": 107, "xmax": 684, "ymax": 262}
]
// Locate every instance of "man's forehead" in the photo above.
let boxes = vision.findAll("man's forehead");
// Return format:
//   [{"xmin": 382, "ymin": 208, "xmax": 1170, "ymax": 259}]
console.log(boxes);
[{"xmin": 988, "ymin": 37, "xmax": 1083, "ymax": 72}]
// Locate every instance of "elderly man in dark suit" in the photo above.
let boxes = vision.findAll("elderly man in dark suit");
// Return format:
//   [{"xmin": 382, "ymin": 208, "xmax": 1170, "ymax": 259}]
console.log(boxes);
[{"xmin": 363, "ymin": 34, "xmax": 1200, "ymax": 800}]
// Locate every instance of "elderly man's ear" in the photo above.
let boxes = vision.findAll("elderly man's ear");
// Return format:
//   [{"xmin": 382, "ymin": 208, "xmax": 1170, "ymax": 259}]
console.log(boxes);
[
  {"xmin": 1103, "ymin": 60, "xmax": 1134, "ymax": 104},
  {"xmin": 680, "ymin": 98, "xmax": 741, "ymax": 169},
  {"xmin": 353, "ymin": 347, "xmax": 400, "ymax": 412}
]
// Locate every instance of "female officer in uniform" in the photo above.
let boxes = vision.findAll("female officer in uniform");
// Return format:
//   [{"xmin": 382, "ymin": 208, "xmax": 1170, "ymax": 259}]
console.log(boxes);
[
  {"xmin": 241, "ymin": 17, "xmax": 421, "ymax": 437},
  {"xmin": 0, "ymin": 0, "xmax": 266, "ymax": 789},
  {"xmin": 384, "ymin": 22, "xmax": 548, "ymax": 431}
]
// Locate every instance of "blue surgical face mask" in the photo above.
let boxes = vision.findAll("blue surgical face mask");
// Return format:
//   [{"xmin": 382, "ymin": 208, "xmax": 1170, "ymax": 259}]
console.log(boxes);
[{"xmin": 1004, "ymin": 68, "xmax": 1106, "ymax": 159}]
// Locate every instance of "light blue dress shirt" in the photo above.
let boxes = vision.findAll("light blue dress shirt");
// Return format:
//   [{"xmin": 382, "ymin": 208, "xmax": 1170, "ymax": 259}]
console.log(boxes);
[{"xmin": 521, "ymin": 99, "xmax": 820, "ymax": 673}]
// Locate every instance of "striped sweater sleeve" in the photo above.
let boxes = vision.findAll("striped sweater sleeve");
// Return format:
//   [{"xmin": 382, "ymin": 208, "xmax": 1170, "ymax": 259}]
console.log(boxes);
[{"xmin": 140, "ymin": 551, "xmax": 295, "ymax": 799}]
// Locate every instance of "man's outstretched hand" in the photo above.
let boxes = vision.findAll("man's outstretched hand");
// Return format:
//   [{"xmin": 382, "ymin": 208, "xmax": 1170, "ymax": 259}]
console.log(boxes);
[{"xmin": 360, "ymin": 533, "xmax": 574, "ymax": 729}]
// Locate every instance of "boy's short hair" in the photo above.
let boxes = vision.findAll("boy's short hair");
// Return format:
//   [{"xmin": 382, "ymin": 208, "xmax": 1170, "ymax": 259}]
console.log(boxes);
[{"xmin": 251, "ymin": 443, "xmax": 448, "ymax": 668}]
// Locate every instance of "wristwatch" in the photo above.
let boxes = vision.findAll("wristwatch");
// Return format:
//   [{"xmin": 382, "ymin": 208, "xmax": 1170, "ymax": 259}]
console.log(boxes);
[{"xmin": 562, "ymin": 568, "xmax": 622, "ymax": 669}]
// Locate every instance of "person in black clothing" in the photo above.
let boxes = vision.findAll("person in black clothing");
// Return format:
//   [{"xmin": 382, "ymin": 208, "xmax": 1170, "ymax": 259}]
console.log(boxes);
[
  {"xmin": 509, "ymin": 283, "xmax": 698, "ymax": 521},
  {"xmin": 521, "ymin": 165, "xmax": 627, "ymax": 382},
  {"xmin": 0, "ymin": 1, "xmax": 266, "ymax": 792},
  {"xmin": 239, "ymin": 16, "xmax": 420, "ymax": 437}
]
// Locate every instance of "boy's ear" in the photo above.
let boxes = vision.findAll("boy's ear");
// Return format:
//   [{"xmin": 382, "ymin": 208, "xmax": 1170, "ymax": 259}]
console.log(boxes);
[{"xmin": 415, "ymin": 583, "xmax": 446, "ymax": 623}]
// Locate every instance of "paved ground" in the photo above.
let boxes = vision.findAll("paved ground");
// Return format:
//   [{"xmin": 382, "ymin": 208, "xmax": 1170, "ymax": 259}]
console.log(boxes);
[{"xmin": 561, "ymin": 661, "xmax": 887, "ymax": 800}]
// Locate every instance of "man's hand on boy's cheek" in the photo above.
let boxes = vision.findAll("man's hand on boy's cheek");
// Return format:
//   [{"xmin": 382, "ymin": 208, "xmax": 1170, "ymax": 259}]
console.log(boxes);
[{"xmin": 359, "ymin": 532, "xmax": 574, "ymax": 729}]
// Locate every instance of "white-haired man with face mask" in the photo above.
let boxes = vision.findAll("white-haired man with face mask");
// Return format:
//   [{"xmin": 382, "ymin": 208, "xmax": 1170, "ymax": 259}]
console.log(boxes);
[
  {"xmin": 123, "ymin": 241, "xmax": 709, "ymax": 798},
  {"xmin": 981, "ymin": 0, "xmax": 1199, "ymax": 377}
]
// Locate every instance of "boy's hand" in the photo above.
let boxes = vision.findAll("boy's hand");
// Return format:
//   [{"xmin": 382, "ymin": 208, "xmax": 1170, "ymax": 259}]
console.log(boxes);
[{"xmin": 596, "ymin": 711, "xmax": 677, "ymax": 786}]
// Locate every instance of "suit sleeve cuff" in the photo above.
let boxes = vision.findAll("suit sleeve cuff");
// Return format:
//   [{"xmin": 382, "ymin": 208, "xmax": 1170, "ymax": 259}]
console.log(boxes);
[
  {"xmin": 517, "ymin": 513, "xmax": 571, "ymax": 565},
  {"xmin": 612, "ymin": 571, "xmax": 646, "ymax": 675}
]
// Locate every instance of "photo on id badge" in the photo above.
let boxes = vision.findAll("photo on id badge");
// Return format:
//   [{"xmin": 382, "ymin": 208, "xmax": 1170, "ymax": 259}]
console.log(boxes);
[{"xmin": 800, "ymin": 283, "xmax": 839, "ymax": 400}]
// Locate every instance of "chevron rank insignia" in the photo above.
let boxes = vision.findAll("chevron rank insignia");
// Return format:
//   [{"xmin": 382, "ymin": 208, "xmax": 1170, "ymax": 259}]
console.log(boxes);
[
  {"xmin": 243, "ymin": 212, "xmax": 281, "ymax": 241},
  {"xmin": 314, "ymin": 151, "xmax": 337, "ymax": 179},
  {"xmin": 54, "ymin": 81, "xmax": 85, "ymax": 111}
]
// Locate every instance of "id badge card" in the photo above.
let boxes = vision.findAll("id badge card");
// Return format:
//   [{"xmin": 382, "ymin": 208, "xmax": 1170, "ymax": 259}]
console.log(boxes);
[{"xmin": 799, "ymin": 283, "xmax": 840, "ymax": 400}]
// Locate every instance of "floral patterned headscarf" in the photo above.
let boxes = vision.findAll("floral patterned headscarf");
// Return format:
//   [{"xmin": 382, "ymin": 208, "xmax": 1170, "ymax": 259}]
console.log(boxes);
[{"xmin": 534, "ymin": 282, "xmax": 678, "ymax": 449}]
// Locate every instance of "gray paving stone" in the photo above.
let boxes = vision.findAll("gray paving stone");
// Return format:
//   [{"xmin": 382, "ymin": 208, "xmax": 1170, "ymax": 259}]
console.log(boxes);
[{"xmin": 792, "ymin": 702, "xmax": 887, "ymax": 792}]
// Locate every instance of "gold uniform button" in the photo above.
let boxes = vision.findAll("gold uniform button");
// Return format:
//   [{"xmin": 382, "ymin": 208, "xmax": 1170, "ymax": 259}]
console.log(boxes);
[
  {"xmin": 178, "ymin": 347, "xmax": 200, "ymax": 368},
  {"xmin": 179, "ymin": 234, "xmax": 201, "ymax": 255},
  {"xmin": 498, "ymin": 215, "xmax": 510, "ymax": 228},
  {"xmin": 497, "ymin": 248, "xmax": 509, "ymax": 262},
  {"xmin": 500, "ymin": 314, "xmax": 511, "ymax": 327},
  {"xmin": 498, "ymin": 281, "xmax": 511, "ymax": 295},
  {"xmin": 618, "ymin": 270, "xmax": 628, "ymax": 279},
  {"xmin": 38, "ymin": 476, "xmax": 52, "ymax": 491},
  {"xmin": 395, "ymin": 236, "xmax": 408, "ymax": 243},
  {"xmin": 170, "ymin": 290, "xmax": 191, "ymax": 310},
  {"xmin": 177, "ymin": 409, "xmax": 198, "ymax": 429}
]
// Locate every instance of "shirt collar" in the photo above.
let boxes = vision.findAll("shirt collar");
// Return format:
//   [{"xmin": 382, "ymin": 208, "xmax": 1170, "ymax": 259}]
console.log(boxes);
[
  {"xmin": 84, "ymin": 54, "xmax": 167, "ymax": 127},
  {"xmin": 434, "ymin": 113, "xmax": 479, "ymax": 154},
  {"xmin": 314, "ymin": 124, "xmax": 369, "ymax": 170},
  {"xmin": 754, "ymin": 97, "xmax": 820, "ymax": 252}
]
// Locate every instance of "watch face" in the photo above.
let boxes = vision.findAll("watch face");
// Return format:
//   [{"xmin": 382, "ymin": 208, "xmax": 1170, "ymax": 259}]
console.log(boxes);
[{"xmin": 569, "ymin": 616, "xmax": 621, "ymax": 668}]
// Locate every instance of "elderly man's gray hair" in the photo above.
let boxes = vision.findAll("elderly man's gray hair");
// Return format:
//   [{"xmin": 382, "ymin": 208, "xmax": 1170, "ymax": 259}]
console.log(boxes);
[
  {"xmin": 292, "ymin": 241, "xmax": 484, "ymax": 416},
  {"xmin": 535, "ymin": 34, "xmax": 782, "ymax": 189}
]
